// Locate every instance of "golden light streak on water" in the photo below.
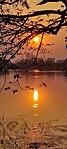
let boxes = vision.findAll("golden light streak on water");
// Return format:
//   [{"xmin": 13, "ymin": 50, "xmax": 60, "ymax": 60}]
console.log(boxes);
[
  {"xmin": 33, "ymin": 90, "xmax": 38, "ymax": 101},
  {"xmin": 32, "ymin": 103, "xmax": 38, "ymax": 108}
]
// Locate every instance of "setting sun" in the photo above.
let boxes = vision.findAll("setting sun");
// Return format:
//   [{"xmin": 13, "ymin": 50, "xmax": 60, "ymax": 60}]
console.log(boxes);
[{"xmin": 33, "ymin": 36, "xmax": 39, "ymax": 42}]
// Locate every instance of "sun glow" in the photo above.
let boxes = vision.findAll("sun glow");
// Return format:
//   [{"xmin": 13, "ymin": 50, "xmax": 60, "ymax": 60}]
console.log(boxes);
[
  {"xmin": 33, "ymin": 36, "xmax": 39, "ymax": 42},
  {"xmin": 33, "ymin": 90, "xmax": 38, "ymax": 101}
]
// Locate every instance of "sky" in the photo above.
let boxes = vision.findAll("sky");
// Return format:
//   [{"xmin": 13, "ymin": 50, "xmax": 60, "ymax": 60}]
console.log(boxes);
[
  {"xmin": 2, "ymin": 0, "xmax": 67, "ymax": 60},
  {"xmin": 26, "ymin": 0, "xmax": 67, "ymax": 60},
  {"xmin": 42, "ymin": 28, "xmax": 67, "ymax": 60},
  {"xmin": 21, "ymin": 0, "xmax": 67, "ymax": 59}
]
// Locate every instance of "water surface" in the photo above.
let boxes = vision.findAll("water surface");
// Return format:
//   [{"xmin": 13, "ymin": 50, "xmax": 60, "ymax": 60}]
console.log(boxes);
[{"xmin": 0, "ymin": 70, "xmax": 67, "ymax": 125}]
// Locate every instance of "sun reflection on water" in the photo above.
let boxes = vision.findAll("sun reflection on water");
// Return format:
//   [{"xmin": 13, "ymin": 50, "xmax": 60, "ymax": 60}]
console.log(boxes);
[
  {"xmin": 33, "ymin": 90, "xmax": 38, "ymax": 101},
  {"xmin": 32, "ymin": 103, "xmax": 38, "ymax": 108},
  {"xmin": 33, "ymin": 90, "xmax": 39, "ymax": 116}
]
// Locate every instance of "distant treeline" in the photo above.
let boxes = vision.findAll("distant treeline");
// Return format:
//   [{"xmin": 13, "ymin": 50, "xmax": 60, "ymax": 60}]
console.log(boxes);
[
  {"xmin": 12, "ymin": 58, "xmax": 67, "ymax": 72},
  {"xmin": 0, "ymin": 57, "xmax": 67, "ymax": 73}
]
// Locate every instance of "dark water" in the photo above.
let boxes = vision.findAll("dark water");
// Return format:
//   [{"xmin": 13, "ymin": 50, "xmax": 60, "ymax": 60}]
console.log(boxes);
[{"xmin": 0, "ymin": 70, "xmax": 67, "ymax": 125}]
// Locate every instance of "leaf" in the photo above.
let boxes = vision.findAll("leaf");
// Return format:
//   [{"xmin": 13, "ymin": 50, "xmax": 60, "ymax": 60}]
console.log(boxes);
[
  {"xmin": 25, "ymin": 85, "xmax": 30, "ymax": 89},
  {"xmin": 13, "ymin": 89, "xmax": 18, "ymax": 94},
  {"xmin": 14, "ymin": 74, "xmax": 20, "ymax": 79},
  {"xmin": 42, "ymin": 82, "xmax": 47, "ymax": 87},
  {"xmin": 4, "ymin": 87, "xmax": 10, "ymax": 90},
  {"xmin": 9, "ymin": 81, "xmax": 12, "ymax": 84}
]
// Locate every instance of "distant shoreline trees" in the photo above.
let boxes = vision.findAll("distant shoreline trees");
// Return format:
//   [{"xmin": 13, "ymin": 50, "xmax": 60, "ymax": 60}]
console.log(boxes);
[{"xmin": 0, "ymin": 57, "xmax": 67, "ymax": 72}]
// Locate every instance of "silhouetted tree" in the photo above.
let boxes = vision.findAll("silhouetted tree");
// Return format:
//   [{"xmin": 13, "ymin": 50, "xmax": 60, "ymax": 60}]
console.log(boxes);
[{"xmin": 0, "ymin": 0, "xmax": 67, "ymax": 91}]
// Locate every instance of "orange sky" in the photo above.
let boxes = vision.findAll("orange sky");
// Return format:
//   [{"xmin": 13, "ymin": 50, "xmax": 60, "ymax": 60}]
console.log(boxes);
[
  {"xmin": 27, "ymin": 0, "xmax": 67, "ymax": 60},
  {"xmin": 2, "ymin": 0, "xmax": 67, "ymax": 60}
]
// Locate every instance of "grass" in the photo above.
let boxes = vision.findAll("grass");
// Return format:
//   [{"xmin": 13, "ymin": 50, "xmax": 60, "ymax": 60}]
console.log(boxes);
[{"xmin": 0, "ymin": 115, "xmax": 67, "ymax": 149}]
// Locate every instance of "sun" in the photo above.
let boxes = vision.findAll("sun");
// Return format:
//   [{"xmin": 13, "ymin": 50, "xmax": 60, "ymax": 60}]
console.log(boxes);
[{"xmin": 33, "ymin": 36, "xmax": 39, "ymax": 42}]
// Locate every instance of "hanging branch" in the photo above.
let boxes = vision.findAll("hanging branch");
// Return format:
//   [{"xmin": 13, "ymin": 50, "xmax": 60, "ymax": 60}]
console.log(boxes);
[{"xmin": 0, "ymin": 0, "xmax": 67, "ymax": 91}]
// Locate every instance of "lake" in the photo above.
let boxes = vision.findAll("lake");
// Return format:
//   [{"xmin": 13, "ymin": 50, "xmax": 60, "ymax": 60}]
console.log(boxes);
[{"xmin": 0, "ymin": 70, "xmax": 67, "ymax": 126}]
